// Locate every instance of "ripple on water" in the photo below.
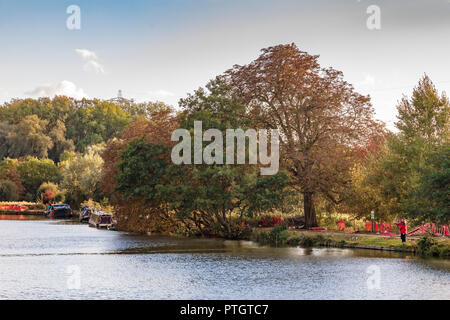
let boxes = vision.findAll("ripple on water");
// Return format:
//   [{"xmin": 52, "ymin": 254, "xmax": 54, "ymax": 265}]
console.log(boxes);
[{"xmin": 0, "ymin": 218, "xmax": 448, "ymax": 300}]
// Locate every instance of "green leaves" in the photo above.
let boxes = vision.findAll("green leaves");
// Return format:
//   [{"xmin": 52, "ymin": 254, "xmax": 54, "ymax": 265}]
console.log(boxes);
[
  {"xmin": 116, "ymin": 137, "xmax": 171, "ymax": 202},
  {"xmin": 406, "ymin": 145, "xmax": 450, "ymax": 224},
  {"xmin": 66, "ymin": 100, "xmax": 133, "ymax": 152},
  {"xmin": 0, "ymin": 180, "xmax": 19, "ymax": 201},
  {"xmin": 114, "ymin": 80, "xmax": 290, "ymax": 238},
  {"xmin": 0, "ymin": 97, "xmax": 137, "ymax": 159},
  {"xmin": 60, "ymin": 145, "xmax": 105, "ymax": 207},
  {"xmin": 347, "ymin": 75, "xmax": 449, "ymax": 224},
  {"xmin": 3, "ymin": 115, "xmax": 53, "ymax": 159},
  {"xmin": 396, "ymin": 75, "xmax": 449, "ymax": 144},
  {"xmin": 16, "ymin": 157, "xmax": 60, "ymax": 201}
]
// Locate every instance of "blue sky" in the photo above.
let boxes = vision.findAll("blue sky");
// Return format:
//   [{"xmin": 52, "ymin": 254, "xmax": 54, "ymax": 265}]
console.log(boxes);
[{"xmin": 1, "ymin": 0, "xmax": 450, "ymax": 129}]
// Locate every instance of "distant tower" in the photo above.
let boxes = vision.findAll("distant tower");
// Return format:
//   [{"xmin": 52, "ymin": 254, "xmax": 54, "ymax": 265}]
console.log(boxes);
[{"xmin": 109, "ymin": 89, "xmax": 131, "ymax": 104}]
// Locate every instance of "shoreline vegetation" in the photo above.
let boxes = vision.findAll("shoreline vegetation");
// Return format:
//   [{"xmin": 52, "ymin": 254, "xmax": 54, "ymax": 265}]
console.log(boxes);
[
  {"xmin": 0, "ymin": 44, "xmax": 448, "ymax": 258},
  {"xmin": 1, "ymin": 209, "xmax": 448, "ymax": 259},
  {"xmin": 251, "ymin": 227, "xmax": 450, "ymax": 259}
]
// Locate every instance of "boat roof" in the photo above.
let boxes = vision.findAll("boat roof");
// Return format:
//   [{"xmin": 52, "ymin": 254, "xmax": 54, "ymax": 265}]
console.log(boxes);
[
  {"xmin": 92, "ymin": 210, "xmax": 112, "ymax": 216},
  {"xmin": 52, "ymin": 204, "xmax": 70, "ymax": 208}
]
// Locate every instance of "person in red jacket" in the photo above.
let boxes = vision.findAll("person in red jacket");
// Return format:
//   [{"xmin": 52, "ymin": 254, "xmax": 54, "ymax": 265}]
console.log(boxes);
[{"xmin": 395, "ymin": 219, "xmax": 407, "ymax": 243}]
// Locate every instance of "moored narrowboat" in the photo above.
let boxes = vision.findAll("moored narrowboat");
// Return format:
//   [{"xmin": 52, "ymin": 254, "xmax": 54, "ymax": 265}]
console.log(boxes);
[{"xmin": 88, "ymin": 210, "xmax": 114, "ymax": 229}]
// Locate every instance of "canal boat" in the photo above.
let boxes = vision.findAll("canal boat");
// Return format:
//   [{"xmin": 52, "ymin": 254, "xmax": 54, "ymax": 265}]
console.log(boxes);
[
  {"xmin": 46, "ymin": 204, "xmax": 73, "ymax": 219},
  {"xmin": 79, "ymin": 206, "xmax": 93, "ymax": 223},
  {"xmin": 88, "ymin": 210, "xmax": 114, "ymax": 229}
]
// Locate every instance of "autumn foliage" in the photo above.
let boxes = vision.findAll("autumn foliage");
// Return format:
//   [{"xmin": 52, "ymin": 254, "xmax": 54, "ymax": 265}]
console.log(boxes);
[
  {"xmin": 100, "ymin": 107, "xmax": 179, "ymax": 233},
  {"xmin": 224, "ymin": 44, "xmax": 384, "ymax": 227}
]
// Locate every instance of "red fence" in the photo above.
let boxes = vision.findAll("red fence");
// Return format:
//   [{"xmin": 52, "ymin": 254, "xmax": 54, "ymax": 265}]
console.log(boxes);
[
  {"xmin": 407, "ymin": 224, "xmax": 450, "ymax": 237},
  {"xmin": 335, "ymin": 221, "xmax": 449, "ymax": 237},
  {"xmin": 0, "ymin": 205, "xmax": 28, "ymax": 212}
]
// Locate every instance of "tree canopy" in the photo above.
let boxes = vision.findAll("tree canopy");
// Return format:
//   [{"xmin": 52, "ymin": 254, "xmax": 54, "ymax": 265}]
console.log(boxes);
[
  {"xmin": 224, "ymin": 44, "xmax": 383, "ymax": 227},
  {"xmin": 0, "ymin": 45, "xmax": 447, "ymax": 230},
  {"xmin": 344, "ymin": 75, "xmax": 449, "ymax": 224}
]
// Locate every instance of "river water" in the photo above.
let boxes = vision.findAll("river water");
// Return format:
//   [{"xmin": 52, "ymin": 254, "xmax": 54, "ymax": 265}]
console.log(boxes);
[{"xmin": 0, "ymin": 216, "xmax": 448, "ymax": 300}]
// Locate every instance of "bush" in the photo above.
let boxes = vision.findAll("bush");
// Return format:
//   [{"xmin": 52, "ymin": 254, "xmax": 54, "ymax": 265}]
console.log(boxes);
[
  {"xmin": 313, "ymin": 235, "xmax": 326, "ymax": 245},
  {"xmin": 317, "ymin": 236, "xmax": 333, "ymax": 247},
  {"xmin": 213, "ymin": 220, "xmax": 253, "ymax": 240},
  {"xmin": 37, "ymin": 182, "xmax": 64, "ymax": 204},
  {"xmin": 229, "ymin": 224, "xmax": 252, "ymax": 240},
  {"xmin": 80, "ymin": 199, "xmax": 113, "ymax": 214},
  {"xmin": 439, "ymin": 247, "xmax": 449, "ymax": 258},
  {"xmin": 268, "ymin": 225, "xmax": 290, "ymax": 247},
  {"xmin": 417, "ymin": 235, "xmax": 438, "ymax": 255},
  {"xmin": 250, "ymin": 230, "xmax": 270, "ymax": 245},
  {"xmin": 299, "ymin": 236, "xmax": 315, "ymax": 247},
  {"xmin": 251, "ymin": 225, "xmax": 290, "ymax": 247},
  {"xmin": 429, "ymin": 245, "xmax": 441, "ymax": 257},
  {"xmin": 17, "ymin": 158, "xmax": 60, "ymax": 200},
  {"xmin": 336, "ymin": 240, "xmax": 347, "ymax": 248},
  {"xmin": 416, "ymin": 235, "xmax": 450, "ymax": 257},
  {"xmin": 0, "ymin": 180, "xmax": 19, "ymax": 201},
  {"xmin": 286, "ymin": 235, "xmax": 302, "ymax": 246},
  {"xmin": 114, "ymin": 199, "xmax": 177, "ymax": 235}
]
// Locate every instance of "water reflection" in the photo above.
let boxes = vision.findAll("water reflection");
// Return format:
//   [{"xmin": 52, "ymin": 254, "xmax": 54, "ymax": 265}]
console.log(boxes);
[
  {"xmin": 0, "ymin": 214, "xmax": 45, "ymax": 220},
  {"xmin": 0, "ymin": 216, "xmax": 448, "ymax": 299}
]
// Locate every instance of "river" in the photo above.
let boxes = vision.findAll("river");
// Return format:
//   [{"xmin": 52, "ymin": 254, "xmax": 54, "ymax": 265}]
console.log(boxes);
[{"xmin": 0, "ymin": 216, "xmax": 448, "ymax": 300}]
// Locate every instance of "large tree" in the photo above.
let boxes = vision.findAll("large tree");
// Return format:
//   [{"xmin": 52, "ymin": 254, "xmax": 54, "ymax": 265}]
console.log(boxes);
[
  {"xmin": 60, "ymin": 144, "xmax": 105, "ymax": 207},
  {"xmin": 16, "ymin": 157, "xmax": 60, "ymax": 200},
  {"xmin": 47, "ymin": 120, "xmax": 75, "ymax": 162},
  {"xmin": 0, "ymin": 158, "xmax": 24, "ymax": 197},
  {"xmin": 100, "ymin": 107, "xmax": 180, "ymax": 233},
  {"xmin": 114, "ymin": 80, "xmax": 289, "ymax": 238},
  {"xmin": 387, "ymin": 75, "xmax": 449, "ymax": 223},
  {"xmin": 66, "ymin": 100, "xmax": 132, "ymax": 152},
  {"xmin": 343, "ymin": 75, "xmax": 449, "ymax": 224},
  {"xmin": 5, "ymin": 115, "xmax": 54, "ymax": 159},
  {"xmin": 0, "ymin": 96, "xmax": 137, "ymax": 156},
  {"xmin": 171, "ymin": 79, "xmax": 289, "ymax": 237},
  {"xmin": 225, "ymin": 44, "xmax": 381, "ymax": 227}
]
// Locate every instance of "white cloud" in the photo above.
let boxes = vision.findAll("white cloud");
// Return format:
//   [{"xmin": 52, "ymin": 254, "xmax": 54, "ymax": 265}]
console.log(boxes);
[
  {"xmin": 147, "ymin": 90, "xmax": 175, "ymax": 98},
  {"xmin": 360, "ymin": 74, "xmax": 376, "ymax": 87},
  {"xmin": 83, "ymin": 60, "xmax": 105, "ymax": 74},
  {"xmin": 25, "ymin": 80, "xmax": 88, "ymax": 99},
  {"xmin": 75, "ymin": 49, "xmax": 105, "ymax": 74},
  {"xmin": 131, "ymin": 89, "xmax": 178, "ymax": 105},
  {"xmin": 75, "ymin": 49, "xmax": 98, "ymax": 60}
]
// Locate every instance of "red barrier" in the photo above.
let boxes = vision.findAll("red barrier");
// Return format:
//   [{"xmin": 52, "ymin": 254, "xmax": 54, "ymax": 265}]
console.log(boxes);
[
  {"xmin": 432, "ymin": 224, "xmax": 450, "ymax": 237},
  {"xmin": 0, "ymin": 205, "xmax": 28, "ymax": 212},
  {"xmin": 407, "ymin": 224, "xmax": 449, "ymax": 237},
  {"xmin": 365, "ymin": 222, "xmax": 378, "ymax": 232},
  {"xmin": 380, "ymin": 222, "xmax": 392, "ymax": 234}
]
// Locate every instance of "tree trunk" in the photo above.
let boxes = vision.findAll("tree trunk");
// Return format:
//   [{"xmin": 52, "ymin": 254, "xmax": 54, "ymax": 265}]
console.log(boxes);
[{"xmin": 303, "ymin": 192, "xmax": 318, "ymax": 228}]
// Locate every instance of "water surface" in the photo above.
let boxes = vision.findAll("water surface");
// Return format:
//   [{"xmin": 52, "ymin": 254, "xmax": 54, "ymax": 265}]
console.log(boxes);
[{"xmin": 0, "ymin": 216, "xmax": 448, "ymax": 299}]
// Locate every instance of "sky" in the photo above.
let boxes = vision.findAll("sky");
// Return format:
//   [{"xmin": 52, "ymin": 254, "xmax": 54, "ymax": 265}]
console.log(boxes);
[{"xmin": 0, "ymin": 0, "xmax": 449, "ymax": 130}]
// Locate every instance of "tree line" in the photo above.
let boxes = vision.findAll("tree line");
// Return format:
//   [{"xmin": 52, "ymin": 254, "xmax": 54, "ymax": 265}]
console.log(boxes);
[{"xmin": 0, "ymin": 44, "xmax": 448, "ymax": 237}]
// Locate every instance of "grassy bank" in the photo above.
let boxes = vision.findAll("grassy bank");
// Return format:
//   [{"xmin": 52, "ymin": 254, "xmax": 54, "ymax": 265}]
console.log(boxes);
[{"xmin": 251, "ymin": 226, "xmax": 450, "ymax": 259}]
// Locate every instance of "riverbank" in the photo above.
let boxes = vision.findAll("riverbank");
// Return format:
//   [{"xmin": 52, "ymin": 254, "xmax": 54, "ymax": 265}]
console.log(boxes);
[
  {"xmin": 1, "ymin": 217, "xmax": 449, "ymax": 300},
  {"xmin": 0, "ymin": 210, "xmax": 45, "ymax": 215},
  {"xmin": 251, "ymin": 227, "xmax": 450, "ymax": 259}
]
